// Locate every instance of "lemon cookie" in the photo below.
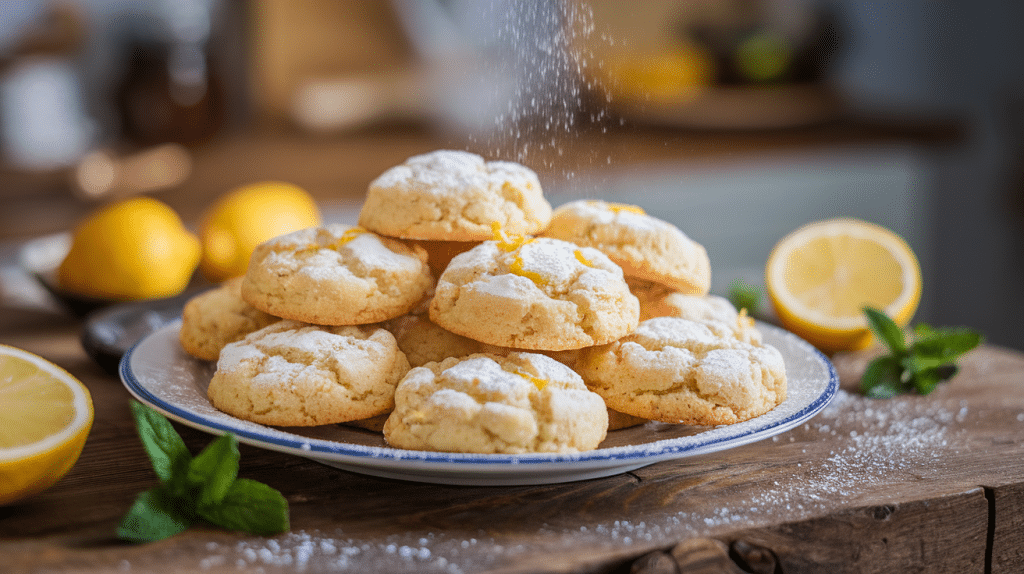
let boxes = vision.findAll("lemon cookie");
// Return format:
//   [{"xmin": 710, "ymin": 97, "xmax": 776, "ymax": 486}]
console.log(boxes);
[
  {"xmin": 577, "ymin": 317, "xmax": 786, "ymax": 426},
  {"xmin": 543, "ymin": 200, "xmax": 711, "ymax": 295},
  {"xmin": 508, "ymin": 344, "xmax": 642, "ymax": 430},
  {"xmin": 383, "ymin": 352, "xmax": 608, "ymax": 454},
  {"xmin": 358, "ymin": 150, "xmax": 552, "ymax": 241},
  {"xmin": 179, "ymin": 277, "xmax": 280, "ymax": 361},
  {"xmin": 429, "ymin": 233, "xmax": 639, "ymax": 350},
  {"xmin": 207, "ymin": 320, "xmax": 410, "ymax": 426},
  {"xmin": 631, "ymin": 280, "xmax": 761, "ymax": 344},
  {"xmin": 241, "ymin": 224, "xmax": 433, "ymax": 325},
  {"xmin": 386, "ymin": 313, "xmax": 486, "ymax": 368}
]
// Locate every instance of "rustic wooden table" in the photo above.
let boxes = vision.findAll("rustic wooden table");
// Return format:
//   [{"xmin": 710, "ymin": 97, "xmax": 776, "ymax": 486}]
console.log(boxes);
[
  {"xmin": 6, "ymin": 124, "xmax": 1019, "ymax": 574},
  {"xmin": 1, "ymin": 301, "xmax": 1022, "ymax": 574}
]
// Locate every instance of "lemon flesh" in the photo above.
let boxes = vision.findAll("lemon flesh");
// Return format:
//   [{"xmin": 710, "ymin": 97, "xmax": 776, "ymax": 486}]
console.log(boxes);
[
  {"xmin": 766, "ymin": 218, "xmax": 921, "ymax": 354},
  {"xmin": 0, "ymin": 345, "xmax": 94, "ymax": 505},
  {"xmin": 782, "ymin": 235, "xmax": 906, "ymax": 319}
]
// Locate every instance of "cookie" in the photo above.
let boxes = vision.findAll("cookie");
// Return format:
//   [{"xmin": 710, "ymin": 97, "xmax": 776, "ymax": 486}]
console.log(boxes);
[
  {"xmin": 631, "ymin": 280, "xmax": 761, "ymax": 345},
  {"xmin": 178, "ymin": 277, "xmax": 280, "ymax": 361},
  {"xmin": 429, "ymin": 234, "xmax": 639, "ymax": 350},
  {"xmin": 576, "ymin": 317, "xmax": 787, "ymax": 425},
  {"xmin": 358, "ymin": 150, "xmax": 552, "ymax": 241},
  {"xmin": 512, "ymin": 344, "xmax": 643, "ymax": 430},
  {"xmin": 241, "ymin": 224, "xmax": 433, "ymax": 325},
  {"xmin": 207, "ymin": 320, "xmax": 411, "ymax": 426},
  {"xmin": 383, "ymin": 352, "xmax": 608, "ymax": 454},
  {"xmin": 543, "ymin": 200, "xmax": 711, "ymax": 295},
  {"xmin": 386, "ymin": 313, "xmax": 486, "ymax": 368}
]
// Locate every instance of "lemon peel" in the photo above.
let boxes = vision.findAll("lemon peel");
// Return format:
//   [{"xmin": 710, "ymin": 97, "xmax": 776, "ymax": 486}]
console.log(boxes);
[
  {"xmin": 765, "ymin": 218, "xmax": 921, "ymax": 353},
  {"xmin": 200, "ymin": 181, "xmax": 321, "ymax": 281},
  {"xmin": 57, "ymin": 197, "xmax": 200, "ymax": 301},
  {"xmin": 0, "ymin": 344, "xmax": 93, "ymax": 505}
]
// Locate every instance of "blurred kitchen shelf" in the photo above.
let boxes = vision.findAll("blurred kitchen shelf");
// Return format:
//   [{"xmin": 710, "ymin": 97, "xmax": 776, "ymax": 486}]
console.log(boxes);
[{"xmin": 0, "ymin": 115, "xmax": 963, "ymax": 240}]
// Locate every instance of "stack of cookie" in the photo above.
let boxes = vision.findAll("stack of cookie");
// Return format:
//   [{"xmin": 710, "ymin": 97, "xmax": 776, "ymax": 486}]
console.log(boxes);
[{"xmin": 179, "ymin": 150, "xmax": 787, "ymax": 455}]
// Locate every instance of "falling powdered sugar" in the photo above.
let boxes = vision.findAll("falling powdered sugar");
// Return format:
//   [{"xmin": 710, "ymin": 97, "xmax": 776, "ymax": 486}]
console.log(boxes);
[{"xmin": 453, "ymin": 0, "xmax": 620, "ymax": 196}]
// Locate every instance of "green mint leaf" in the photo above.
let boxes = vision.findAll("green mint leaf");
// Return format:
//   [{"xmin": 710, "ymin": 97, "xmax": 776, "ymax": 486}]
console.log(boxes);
[
  {"xmin": 116, "ymin": 487, "xmax": 194, "ymax": 543},
  {"xmin": 188, "ymin": 433, "xmax": 240, "ymax": 507},
  {"xmin": 728, "ymin": 280, "xmax": 761, "ymax": 315},
  {"xmin": 198, "ymin": 478, "xmax": 290, "ymax": 536},
  {"xmin": 863, "ymin": 307, "xmax": 906, "ymax": 353},
  {"xmin": 860, "ymin": 355, "xmax": 904, "ymax": 398},
  {"xmin": 911, "ymin": 366, "xmax": 946, "ymax": 395},
  {"xmin": 913, "ymin": 323, "xmax": 935, "ymax": 338},
  {"xmin": 130, "ymin": 400, "xmax": 191, "ymax": 484},
  {"xmin": 912, "ymin": 328, "xmax": 983, "ymax": 362},
  {"xmin": 901, "ymin": 353, "xmax": 947, "ymax": 374}
]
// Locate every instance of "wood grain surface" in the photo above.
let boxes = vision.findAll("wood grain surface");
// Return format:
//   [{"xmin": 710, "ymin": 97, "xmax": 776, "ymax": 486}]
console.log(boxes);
[{"xmin": 1, "ymin": 297, "xmax": 1022, "ymax": 573}]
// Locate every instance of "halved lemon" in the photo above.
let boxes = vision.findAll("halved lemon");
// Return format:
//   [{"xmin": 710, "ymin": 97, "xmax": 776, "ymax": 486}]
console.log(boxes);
[
  {"xmin": 0, "ymin": 344, "xmax": 94, "ymax": 505},
  {"xmin": 765, "ymin": 218, "xmax": 922, "ymax": 354}
]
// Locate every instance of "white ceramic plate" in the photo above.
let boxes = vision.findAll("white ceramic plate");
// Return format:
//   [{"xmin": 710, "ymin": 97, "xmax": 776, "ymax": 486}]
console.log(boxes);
[{"xmin": 121, "ymin": 321, "xmax": 837, "ymax": 486}]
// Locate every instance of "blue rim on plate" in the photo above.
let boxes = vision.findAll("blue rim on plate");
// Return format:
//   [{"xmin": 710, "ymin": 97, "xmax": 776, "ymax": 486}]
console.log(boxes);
[{"xmin": 120, "ymin": 321, "xmax": 838, "ymax": 486}]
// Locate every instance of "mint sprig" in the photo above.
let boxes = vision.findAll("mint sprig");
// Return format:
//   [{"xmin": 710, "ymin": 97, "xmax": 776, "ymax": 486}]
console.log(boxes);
[
  {"xmin": 728, "ymin": 279, "xmax": 762, "ymax": 315},
  {"xmin": 118, "ymin": 401, "xmax": 290, "ymax": 542},
  {"xmin": 859, "ymin": 307, "xmax": 983, "ymax": 398}
]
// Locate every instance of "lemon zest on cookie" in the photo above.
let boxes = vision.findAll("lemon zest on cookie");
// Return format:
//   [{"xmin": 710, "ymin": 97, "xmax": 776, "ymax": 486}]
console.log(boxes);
[
  {"xmin": 511, "ymin": 254, "xmax": 546, "ymax": 287},
  {"xmin": 587, "ymin": 200, "xmax": 645, "ymax": 215},
  {"xmin": 297, "ymin": 243, "xmax": 322, "ymax": 255},
  {"xmin": 296, "ymin": 227, "xmax": 366, "ymax": 255},
  {"xmin": 512, "ymin": 368, "xmax": 548, "ymax": 391},
  {"xmin": 491, "ymin": 221, "xmax": 532, "ymax": 252},
  {"xmin": 332, "ymin": 226, "xmax": 366, "ymax": 248},
  {"xmin": 574, "ymin": 249, "xmax": 595, "ymax": 268}
]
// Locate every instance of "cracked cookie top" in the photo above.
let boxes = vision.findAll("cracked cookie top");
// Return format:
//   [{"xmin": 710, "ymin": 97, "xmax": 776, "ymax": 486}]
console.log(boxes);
[
  {"xmin": 543, "ymin": 199, "xmax": 711, "ymax": 295},
  {"xmin": 576, "ymin": 316, "xmax": 786, "ymax": 425},
  {"xmin": 428, "ymin": 236, "xmax": 639, "ymax": 351},
  {"xmin": 207, "ymin": 320, "xmax": 411, "ymax": 426},
  {"xmin": 383, "ymin": 352, "xmax": 608, "ymax": 454},
  {"xmin": 358, "ymin": 150, "xmax": 552, "ymax": 241},
  {"xmin": 630, "ymin": 280, "xmax": 762, "ymax": 345},
  {"xmin": 241, "ymin": 224, "xmax": 433, "ymax": 325},
  {"xmin": 179, "ymin": 277, "xmax": 281, "ymax": 361}
]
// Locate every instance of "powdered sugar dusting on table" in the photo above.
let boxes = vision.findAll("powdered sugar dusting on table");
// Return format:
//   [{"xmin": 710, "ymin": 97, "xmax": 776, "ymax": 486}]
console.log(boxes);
[{"xmin": 188, "ymin": 389, "xmax": 971, "ymax": 572}]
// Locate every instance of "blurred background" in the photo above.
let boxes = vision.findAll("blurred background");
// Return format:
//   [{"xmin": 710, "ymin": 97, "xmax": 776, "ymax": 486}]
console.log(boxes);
[{"xmin": 0, "ymin": 0, "xmax": 1021, "ymax": 351}]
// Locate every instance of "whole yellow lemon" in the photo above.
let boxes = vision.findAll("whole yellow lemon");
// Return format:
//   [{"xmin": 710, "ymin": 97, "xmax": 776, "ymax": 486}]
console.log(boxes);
[
  {"xmin": 199, "ymin": 181, "xmax": 322, "ymax": 281},
  {"xmin": 602, "ymin": 46, "xmax": 715, "ymax": 105},
  {"xmin": 57, "ymin": 197, "xmax": 201, "ymax": 301}
]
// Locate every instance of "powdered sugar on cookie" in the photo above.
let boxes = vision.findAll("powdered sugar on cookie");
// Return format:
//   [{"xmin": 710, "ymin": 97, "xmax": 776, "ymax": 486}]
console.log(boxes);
[
  {"xmin": 242, "ymin": 224, "xmax": 433, "ymax": 325},
  {"xmin": 544, "ymin": 199, "xmax": 711, "ymax": 294},
  {"xmin": 383, "ymin": 352, "xmax": 608, "ymax": 454},
  {"xmin": 209, "ymin": 320, "xmax": 411, "ymax": 426},
  {"xmin": 430, "ymin": 238, "xmax": 639, "ymax": 350},
  {"xmin": 577, "ymin": 316, "xmax": 787, "ymax": 425},
  {"xmin": 359, "ymin": 150, "xmax": 552, "ymax": 241}
]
